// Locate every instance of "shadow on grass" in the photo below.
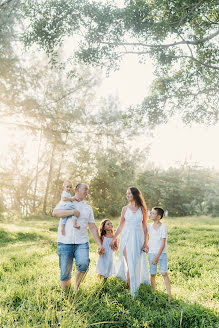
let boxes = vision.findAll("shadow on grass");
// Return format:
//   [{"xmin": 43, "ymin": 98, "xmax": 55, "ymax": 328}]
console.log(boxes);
[{"xmin": 63, "ymin": 278, "xmax": 218, "ymax": 328}]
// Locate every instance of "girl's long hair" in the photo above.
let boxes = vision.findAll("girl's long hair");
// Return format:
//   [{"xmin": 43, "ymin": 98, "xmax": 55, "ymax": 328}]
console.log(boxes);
[
  {"xmin": 129, "ymin": 187, "xmax": 147, "ymax": 213},
  {"xmin": 99, "ymin": 219, "xmax": 112, "ymax": 242}
]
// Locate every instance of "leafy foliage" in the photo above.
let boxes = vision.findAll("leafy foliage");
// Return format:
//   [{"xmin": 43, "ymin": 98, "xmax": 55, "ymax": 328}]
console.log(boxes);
[
  {"xmin": 23, "ymin": 0, "xmax": 219, "ymax": 125},
  {"xmin": 137, "ymin": 164, "xmax": 219, "ymax": 216},
  {"xmin": 89, "ymin": 152, "xmax": 136, "ymax": 217}
]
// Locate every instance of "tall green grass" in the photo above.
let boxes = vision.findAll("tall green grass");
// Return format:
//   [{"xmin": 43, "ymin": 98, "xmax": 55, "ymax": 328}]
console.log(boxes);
[{"xmin": 0, "ymin": 215, "xmax": 218, "ymax": 327}]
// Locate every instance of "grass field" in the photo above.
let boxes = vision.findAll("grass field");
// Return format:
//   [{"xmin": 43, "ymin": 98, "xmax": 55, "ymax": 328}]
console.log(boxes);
[{"xmin": 0, "ymin": 214, "xmax": 218, "ymax": 328}]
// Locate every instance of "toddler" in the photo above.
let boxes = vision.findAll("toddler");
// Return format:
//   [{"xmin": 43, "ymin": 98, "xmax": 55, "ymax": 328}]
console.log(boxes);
[{"xmin": 56, "ymin": 181, "xmax": 80, "ymax": 235}]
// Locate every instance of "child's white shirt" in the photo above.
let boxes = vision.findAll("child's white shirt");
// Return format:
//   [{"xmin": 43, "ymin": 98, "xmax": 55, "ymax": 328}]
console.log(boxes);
[
  {"xmin": 148, "ymin": 223, "xmax": 168, "ymax": 254},
  {"xmin": 59, "ymin": 191, "xmax": 72, "ymax": 206}
]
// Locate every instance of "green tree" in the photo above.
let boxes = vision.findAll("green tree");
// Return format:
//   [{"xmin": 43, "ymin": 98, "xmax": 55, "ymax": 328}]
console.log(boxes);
[
  {"xmin": 137, "ymin": 165, "xmax": 219, "ymax": 216},
  {"xmin": 24, "ymin": 0, "xmax": 219, "ymax": 125},
  {"xmin": 89, "ymin": 151, "xmax": 136, "ymax": 218}
]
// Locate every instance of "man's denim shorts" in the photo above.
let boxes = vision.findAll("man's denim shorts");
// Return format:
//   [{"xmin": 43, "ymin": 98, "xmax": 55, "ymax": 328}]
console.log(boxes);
[
  {"xmin": 148, "ymin": 253, "xmax": 168, "ymax": 275},
  {"xmin": 57, "ymin": 242, "xmax": 90, "ymax": 281}
]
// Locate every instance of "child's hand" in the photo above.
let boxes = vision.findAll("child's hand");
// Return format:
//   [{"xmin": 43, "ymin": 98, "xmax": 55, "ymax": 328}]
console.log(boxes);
[
  {"xmin": 111, "ymin": 243, "xmax": 118, "ymax": 252},
  {"xmin": 109, "ymin": 240, "xmax": 115, "ymax": 249},
  {"xmin": 97, "ymin": 245, "xmax": 105, "ymax": 255},
  {"xmin": 142, "ymin": 243, "xmax": 149, "ymax": 253},
  {"xmin": 112, "ymin": 239, "xmax": 118, "ymax": 252},
  {"xmin": 152, "ymin": 256, "xmax": 159, "ymax": 265},
  {"xmin": 142, "ymin": 246, "xmax": 149, "ymax": 253}
]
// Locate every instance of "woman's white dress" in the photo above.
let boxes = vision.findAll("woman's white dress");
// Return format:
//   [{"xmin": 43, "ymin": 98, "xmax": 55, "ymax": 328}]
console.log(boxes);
[
  {"xmin": 116, "ymin": 207, "xmax": 150, "ymax": 296},
  {"xmin": 96, "ymin": 237, "xmax": 116, "ymax": 278}
]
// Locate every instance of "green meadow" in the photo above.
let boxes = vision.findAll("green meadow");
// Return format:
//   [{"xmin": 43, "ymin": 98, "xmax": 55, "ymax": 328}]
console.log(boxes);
[{"xmin": 0, "ymin": 215, "xmax": 218, "ymax": 328}]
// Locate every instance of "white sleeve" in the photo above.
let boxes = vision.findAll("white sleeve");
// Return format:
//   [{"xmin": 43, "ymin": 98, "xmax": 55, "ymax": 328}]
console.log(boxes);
[
  {"xmin": 161, "ymin": 225, "xmax": 168, "ymax": 239},
  {"xmin": 88, "ymin": 207, "xmax": 95, "ymax": 223}
]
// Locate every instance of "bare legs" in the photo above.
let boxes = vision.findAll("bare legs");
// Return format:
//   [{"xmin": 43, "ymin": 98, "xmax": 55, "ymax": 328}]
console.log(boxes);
[
  {"xmin": 151, "ymin": 274, "xmax": 156, "ymax": 291},
  {"xmin": 60, "ymin": 279, "xmax": 71, "ymax": 289},
  {"xmin": 151, "ymin": 273, "xmax": 171, "ymax": 302},
  {"xmin": 123, "ymin": 247, "xmax": 130, "ymax": 288},
  {"xmin": 74, "ymin": 270, "xmax": 86, "ymax": 293},
  {"xmin": 60, "ymin": 271, "xmax": 86, "ymax": 293},
  {"xmin": 162, "ymin": 273, "xmax": 171, "ymax": 302},
  {"xmin": 73, "ymin": 219, "xmax": 80, "ymax": 230}
]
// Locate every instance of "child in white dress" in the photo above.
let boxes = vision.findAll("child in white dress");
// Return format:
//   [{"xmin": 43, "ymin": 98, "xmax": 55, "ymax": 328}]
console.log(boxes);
[
  {"xmin": 96, "ymin": 219, "xmax": 118, "ymax": 278},
  {"xmin": 56, "ymin": 181, "xmax": 80, "ymax": 235}
]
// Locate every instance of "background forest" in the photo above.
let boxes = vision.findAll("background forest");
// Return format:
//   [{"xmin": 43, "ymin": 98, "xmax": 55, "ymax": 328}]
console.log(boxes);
[{"xmin": 0, "ymin": 0, "xmax": 219, "ymax": 219}]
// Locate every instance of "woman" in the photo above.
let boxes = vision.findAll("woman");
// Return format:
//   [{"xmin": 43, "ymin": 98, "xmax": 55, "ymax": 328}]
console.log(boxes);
[{"xmin": 110, "ymin": 187, "xmax": 150, "ymax": 296}]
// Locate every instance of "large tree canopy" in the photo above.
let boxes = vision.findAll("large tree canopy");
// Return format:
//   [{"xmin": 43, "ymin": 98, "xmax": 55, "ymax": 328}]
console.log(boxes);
[{"xmin": 24, "ymin": 0, "xmax": 219, "ymax": 125}]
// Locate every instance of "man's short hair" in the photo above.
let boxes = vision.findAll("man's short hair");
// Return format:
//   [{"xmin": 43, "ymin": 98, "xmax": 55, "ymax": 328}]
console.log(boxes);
[
  {"xmin": 75, "ymin": 183, "xmax": 82, "ymax": 191},
  {"xmin": 153, "ymin": 207, "xmax": 164, "ymax": 219}
]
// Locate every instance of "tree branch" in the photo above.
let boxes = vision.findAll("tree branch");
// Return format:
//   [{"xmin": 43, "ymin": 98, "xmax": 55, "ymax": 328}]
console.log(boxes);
[
  {"xmin": 119, "ymin": 51, "xmax": 219, "ymax": 70},
  {"xmin": 101, "ymin": 30, "xmax": 219, "ymax": 49},
  {"xmin": 0, "ymin": 0, "xmax": 14, "ymax": 8}
]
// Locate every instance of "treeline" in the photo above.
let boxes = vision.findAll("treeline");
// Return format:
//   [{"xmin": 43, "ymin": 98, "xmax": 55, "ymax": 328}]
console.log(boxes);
[
  {"xmin": 1, "ymin": 140, "xmax": 219, "ymax": 218},
  {"xmin": 90, "ymin": 161, "xmax": 219, "ymax": 218}
]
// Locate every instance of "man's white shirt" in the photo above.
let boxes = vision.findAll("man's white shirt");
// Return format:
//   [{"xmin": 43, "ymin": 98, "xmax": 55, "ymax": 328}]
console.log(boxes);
[{"xmin": 57, "ymin": 200, "xmax": 95, "ymax": 244}]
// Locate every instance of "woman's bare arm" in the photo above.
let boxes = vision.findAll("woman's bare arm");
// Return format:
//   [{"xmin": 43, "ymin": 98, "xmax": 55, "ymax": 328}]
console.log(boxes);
[
  {"xmin": 110, "ymin": 206, "xmax": 127, "ymax": 248},
  {"xmin": 142, "ymin": 209, "xmax": 148, "ymax": 251}
]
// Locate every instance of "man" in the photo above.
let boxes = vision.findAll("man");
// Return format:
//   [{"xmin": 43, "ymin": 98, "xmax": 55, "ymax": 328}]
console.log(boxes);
[{"xmin": 53, "ymin": 183, "xmax": 104, "ymax": 292}]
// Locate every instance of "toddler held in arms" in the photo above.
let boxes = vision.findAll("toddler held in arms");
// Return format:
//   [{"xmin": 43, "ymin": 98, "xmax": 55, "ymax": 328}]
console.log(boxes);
[
  {"xmin": 56, "ymin": 181, "xmax": 80, "ymax": 235},
  {"xmin": 96, "ymin": 219, "xmax": 118, "ymax": 279}
]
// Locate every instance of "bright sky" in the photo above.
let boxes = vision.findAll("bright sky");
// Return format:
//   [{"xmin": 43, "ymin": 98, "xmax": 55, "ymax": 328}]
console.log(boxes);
[{"xmin": 96, "ymin": 55, "xmax": 219, "ymax": 170}]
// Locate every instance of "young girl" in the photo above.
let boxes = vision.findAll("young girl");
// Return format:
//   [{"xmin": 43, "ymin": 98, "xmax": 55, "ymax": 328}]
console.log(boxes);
[
  {"xmin": 56, "ymin": 181, "xmax": 80, "ymax": 235},
  {"xmin": 96, "ymin": 219, "xmax": 118, "ymax": 278}
]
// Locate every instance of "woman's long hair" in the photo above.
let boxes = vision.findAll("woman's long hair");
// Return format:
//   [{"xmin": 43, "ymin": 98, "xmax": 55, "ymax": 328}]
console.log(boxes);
[
  {"xmin": 129, "ymin": 187, "xmax": 147, "ymax": 213},
  {"xmin": 99, "ymin": 219, "xmax": 111, "ymax": 242}
]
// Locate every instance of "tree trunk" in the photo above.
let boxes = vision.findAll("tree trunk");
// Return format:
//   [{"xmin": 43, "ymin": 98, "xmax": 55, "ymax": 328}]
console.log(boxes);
[
  {"xmin": 51, "ymin": 134, "xmax": 68, "ymax": 211},
  {"xmin": 33, "ymin": 127, "xmax": 42, "ymax": 212},
  {"xmin": 43, "ymin": 142, "xmax": 56, "ymax": 214},
  {"xmin": 51, "ymin": 153, "xmax": 64, "ymax": 210}
]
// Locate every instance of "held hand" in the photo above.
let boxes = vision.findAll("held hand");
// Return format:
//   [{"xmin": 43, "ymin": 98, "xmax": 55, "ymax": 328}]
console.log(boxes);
[
  {"xmin": 114, "ymin": 239, "xmax": 119, "ymax": 252},
  {"xmin": 109, "ymin": 240, "xmax": 115, "ymax": 249},
  {"xmin": 142, "ymin": 243, "xmax": 149, "ymax": 253},
  {"xmin": 73, "ymin": 209, "xmax": 80, "ymax": 218},
  {"xmin": 152, "ymin": 256, "xmax": 159, "ymax": 265},
  {"xmin": 142, "ymin": 246, "xmax": 149, "ymax": 253},
  {"xmin": 98, "ymin": 245, "xmax": 105, "ymax": 255}
]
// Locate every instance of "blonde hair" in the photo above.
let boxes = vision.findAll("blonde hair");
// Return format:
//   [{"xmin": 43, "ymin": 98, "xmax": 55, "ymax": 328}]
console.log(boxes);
[{"xmin": 63, "ymin": 180, "xmax": 72, "ymax": 188}]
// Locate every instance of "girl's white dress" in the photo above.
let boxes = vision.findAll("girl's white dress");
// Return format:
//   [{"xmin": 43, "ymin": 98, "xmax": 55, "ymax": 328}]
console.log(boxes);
[
  {"xmin": 116, "ymin": 207, "xmax": 150, "ymax": 296},
  {"xmin": 96, "ymin": 237, "xmax": 116, "ymax": 278}
]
